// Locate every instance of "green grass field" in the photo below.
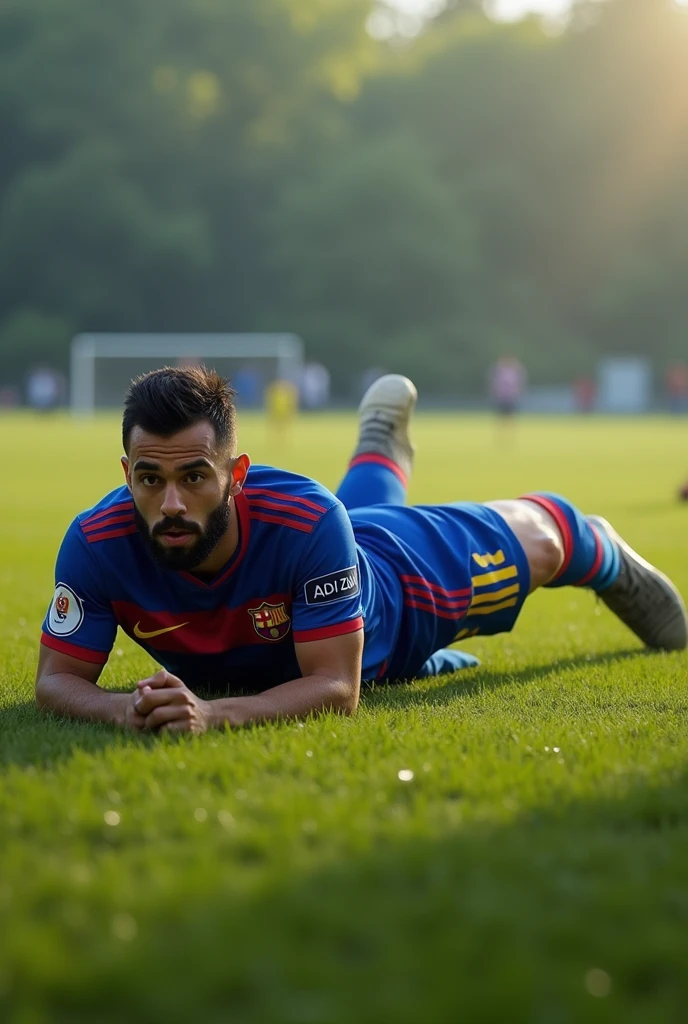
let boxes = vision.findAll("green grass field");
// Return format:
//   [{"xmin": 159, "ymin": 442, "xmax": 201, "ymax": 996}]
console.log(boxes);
[{"xmin": 3, "ymin": 411, "xmax": 688, "ymax": 1023}]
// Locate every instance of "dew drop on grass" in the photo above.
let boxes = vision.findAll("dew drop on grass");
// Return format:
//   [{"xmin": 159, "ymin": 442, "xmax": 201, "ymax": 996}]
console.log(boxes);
[
  {"xmin": 584, "ymin": 968, "xmax": 611, "ymax": 997},
  {"xmin": 112, "ymin": 913, "xmax": 138, "ymax": 942},
  {"xmin": 217, "ymin": 810, "xmax": 235, "ymax": 829},
  {"xmin": 306, "ymin": 750, "xmax": 313, "ymax": 758},
  {"xmin": 104, "ymin": 811, "xmax": 121, "ymax": 827},
  {"xmin": 398, "ymin": 769, "xmax": 414, "ymax": 782},
  {"xmin": 194, "ymin": 808, "xmax": 208, "ymax": 822},
  {"xmin": 553, "ymin": 747, "xmax": 560, "ymax": 753}
]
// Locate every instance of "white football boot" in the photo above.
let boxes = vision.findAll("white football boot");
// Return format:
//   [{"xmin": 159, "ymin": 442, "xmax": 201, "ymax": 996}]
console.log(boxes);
[{"xmin": 353, "ymin": 374, "xmax": 418, "ymax": 481}]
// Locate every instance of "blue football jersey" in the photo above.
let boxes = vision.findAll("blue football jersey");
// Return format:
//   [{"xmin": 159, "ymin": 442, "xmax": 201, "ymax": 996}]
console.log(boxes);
[{"xmin": 41, "ymin": 465, "xmax": 530, "ymax": 688}]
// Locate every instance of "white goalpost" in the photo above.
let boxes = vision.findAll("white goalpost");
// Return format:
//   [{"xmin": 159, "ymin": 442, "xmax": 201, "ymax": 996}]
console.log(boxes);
[{"xmin": 70, "ymin": 333, "xmax": 305, "ymax": 414}]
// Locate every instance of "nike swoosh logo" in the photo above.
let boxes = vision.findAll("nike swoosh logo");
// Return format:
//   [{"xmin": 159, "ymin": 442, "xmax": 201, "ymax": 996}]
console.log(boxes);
[{"xmin": 133, "ymin": 621, "xmax": 189, "ymax": 640}]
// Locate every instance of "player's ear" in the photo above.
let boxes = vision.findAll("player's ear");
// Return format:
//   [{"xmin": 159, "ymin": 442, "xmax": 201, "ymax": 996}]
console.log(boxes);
[
  {"xmin": 229, "ymin": 453, "xmax": 250, "ymax": 496},
  {"xmin": 121, "ymin": 456, "xmax": 132, "ymax": 491}
]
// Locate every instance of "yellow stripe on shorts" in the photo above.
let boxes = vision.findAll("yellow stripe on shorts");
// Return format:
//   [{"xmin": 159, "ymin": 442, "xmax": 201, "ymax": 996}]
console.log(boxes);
[
  {"xmin": 454, "ymin": 627, "xmax": 481, "ymax": 641},
  {"xmin": 471, "ymin": 564, "xmax": 518, "ymax": 588},
  {"xmin": 471, "ymin": 549, "xmax": 506, "ymax": 569},
  {"xmin": 467, "ymin": 597, "xmax": 519, "ymax": 616},
  {"xmin": 469, "ymin": 583, "xmax": 520, "ymax": 606}
]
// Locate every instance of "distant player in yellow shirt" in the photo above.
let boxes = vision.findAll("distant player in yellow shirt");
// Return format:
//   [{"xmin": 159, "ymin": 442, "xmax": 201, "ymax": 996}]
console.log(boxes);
[{"xmin": 265, "ymin": 377, "xmax": 299, "ymax": 443}]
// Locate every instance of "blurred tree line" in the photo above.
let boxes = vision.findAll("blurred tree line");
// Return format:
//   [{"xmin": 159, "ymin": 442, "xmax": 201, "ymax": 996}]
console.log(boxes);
[{"xmin": 1, "ymin": 0, "xmax": 687, "ymax": 395}]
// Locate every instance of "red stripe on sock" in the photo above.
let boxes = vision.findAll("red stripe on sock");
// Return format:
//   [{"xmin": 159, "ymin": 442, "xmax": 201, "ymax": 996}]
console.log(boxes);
[
  {"xmin": 348, "ymin": 453, "xmax": 407, "ymax": 487},
  {"xmin": 521, "ymin": 494, "xmax": 573, "ymax": 580},
  {"xmin": 575, "ymin": 523, "xmax": 604, "ymax": 587}
]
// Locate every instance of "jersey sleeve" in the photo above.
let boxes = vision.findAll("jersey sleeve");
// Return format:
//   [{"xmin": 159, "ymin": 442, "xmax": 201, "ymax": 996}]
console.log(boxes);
[
  {"xmin": 292, "ymin": 502, "xmax": 364, "ymax": 643},
  {"xmin": 40, "ymin": 518, "xmax": 118, "ymax": 665}
]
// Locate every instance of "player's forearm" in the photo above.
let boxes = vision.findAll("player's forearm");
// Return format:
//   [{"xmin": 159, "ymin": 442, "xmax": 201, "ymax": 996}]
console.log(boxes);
[
  {"xmin": 209, "ymin": 673, "xmax": 360, "ymax": 728},
  {"xmin": 35, "ymin": 673, "xmax": 130, "ymax": 726}
]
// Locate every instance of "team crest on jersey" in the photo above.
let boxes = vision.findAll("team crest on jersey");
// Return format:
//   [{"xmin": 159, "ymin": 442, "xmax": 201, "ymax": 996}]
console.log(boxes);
[
  {"xmin": 248, "ymin": 602, "xmax": 291, "ymax": 641},
  {"xmin": 47, "ymin": 583, "xmax": 84, "ymax": 637}
]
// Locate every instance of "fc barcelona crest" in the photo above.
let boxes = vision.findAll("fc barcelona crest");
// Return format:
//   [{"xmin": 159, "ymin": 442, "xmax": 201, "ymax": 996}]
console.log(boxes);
[{"xmin": 248, "ymin": 601, "xmax": 291, "ymax": 641}]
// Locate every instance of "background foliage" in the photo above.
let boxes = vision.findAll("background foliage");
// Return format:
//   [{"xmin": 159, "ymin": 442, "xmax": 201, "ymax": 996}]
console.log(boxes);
[{"xmin": 1, "ymin": 0, "xmax": 688, "ymax": 393}]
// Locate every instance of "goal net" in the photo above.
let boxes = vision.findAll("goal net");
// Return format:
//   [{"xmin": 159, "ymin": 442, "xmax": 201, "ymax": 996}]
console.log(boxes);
[{"xmin": 70, "ymin": 333, "xmax": 305, "ymax": 413}]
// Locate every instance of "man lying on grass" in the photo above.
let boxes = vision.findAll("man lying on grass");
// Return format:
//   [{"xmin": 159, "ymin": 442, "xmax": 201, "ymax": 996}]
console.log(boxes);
[{"xmin": 36, "ymin": 367, "xmax": 688, "ymax": 733}]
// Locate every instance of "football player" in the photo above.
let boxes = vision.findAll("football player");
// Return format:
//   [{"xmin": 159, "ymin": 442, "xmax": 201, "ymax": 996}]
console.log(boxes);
[{"xmin": 36, "ymin": 367, "xmax": 688, "ymax": 733}]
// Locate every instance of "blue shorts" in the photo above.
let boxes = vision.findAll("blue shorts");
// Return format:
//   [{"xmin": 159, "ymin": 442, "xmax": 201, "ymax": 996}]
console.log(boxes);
[{"xmin": 351, "ymin": 502, "xmax": 531, "ymax": 681}]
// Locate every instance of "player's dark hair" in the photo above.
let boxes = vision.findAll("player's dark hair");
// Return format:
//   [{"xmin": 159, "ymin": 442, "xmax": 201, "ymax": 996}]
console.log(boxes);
[{"xmin": 122, "ymin": 366, "xmax": 237, "ymax": 453}]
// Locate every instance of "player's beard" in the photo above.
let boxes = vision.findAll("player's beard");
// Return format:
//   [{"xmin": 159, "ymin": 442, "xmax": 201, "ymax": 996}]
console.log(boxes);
[{"xmin": 134, "ymin": 483, "xmax": 232, "ymax": 572}]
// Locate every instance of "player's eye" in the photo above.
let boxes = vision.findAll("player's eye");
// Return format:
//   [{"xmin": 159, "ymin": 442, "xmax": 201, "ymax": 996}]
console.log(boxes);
[
  {"xmin": 185, "ymin": 472, "xmax": 205, "ymax": 484},
  {"xmin": 140, "ymin": 474, "xmax": 159, "ymax": 486}
]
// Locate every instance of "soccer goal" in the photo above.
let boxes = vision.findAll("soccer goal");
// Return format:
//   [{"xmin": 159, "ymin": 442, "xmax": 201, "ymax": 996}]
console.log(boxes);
[{"xmin": 69, "ymin": 333, "xmax": 305, "ymax": 414}]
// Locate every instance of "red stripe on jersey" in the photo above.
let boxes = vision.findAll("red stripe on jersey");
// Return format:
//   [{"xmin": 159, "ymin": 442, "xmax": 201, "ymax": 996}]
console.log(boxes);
[
  {"xmin": 250, "ymin": 511, "xmax": 313, "ymax": 534},
  {"xmin": 86, "ymin": 526, "xmax": 138, "ymax": 544},
  {"xmin": 111, "ymin": 592, "xmax": 293, "ymax": 654},
  {"xmin": 82, "ymin": 501, "xmax": 134, "ymax": 527},
  {"xmin": 403, "ymin": 585, "xmax": 471, "ymax": 610},
  {"xmin": 400, "ymin": 575, "xmax": 472, "ymax": 598},
  {"xmin": 293, "ymin": 617, "xmax": 364, "ymax": 643},
  {"xmin": 82, "ymin": 513, "xmax": 135, "ymax": 534},
  {"xmin": 247, "ymin": 497, "xmax": 319, "ymax": 522},
  {"xmin": 404, "ymin": 598, "xmax": 466, "ymax": 621},
  {"xmin": 348, "ymin": 453, "xmax": 407, "ymax": 487},
  {"xmin": 243, "ymin": 487, "xmax": 327, "ymax": 514},
  {"xmin": 41, "ymin": 632, "xmax": 109, "ymax": 664}
]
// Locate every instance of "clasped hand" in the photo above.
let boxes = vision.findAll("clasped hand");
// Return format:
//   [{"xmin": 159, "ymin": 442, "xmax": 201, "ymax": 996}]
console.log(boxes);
[{"xmin": 125, "ymin": 670, "xmax": 212, "ymax": 734}]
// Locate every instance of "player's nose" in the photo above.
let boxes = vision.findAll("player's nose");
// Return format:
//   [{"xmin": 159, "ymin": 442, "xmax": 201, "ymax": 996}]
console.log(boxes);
[{"xmin": 160, "ymin": 484, "xmax": 186, "ymax": 517}]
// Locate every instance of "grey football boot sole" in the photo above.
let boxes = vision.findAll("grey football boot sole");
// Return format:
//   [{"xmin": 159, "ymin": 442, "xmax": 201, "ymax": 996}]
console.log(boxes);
[
  {"xmin": 353, "ymin": 374, "xmax": 418, "ymax": 480},
  {"xmin": 588, "ymin": 515, "xmax": 688, "ymax": 651}
]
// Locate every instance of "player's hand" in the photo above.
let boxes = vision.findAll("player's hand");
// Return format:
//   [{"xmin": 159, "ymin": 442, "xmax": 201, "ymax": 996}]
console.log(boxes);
[
  {"xmin": 121, "ymin": 691, "xmax": 147, "ymax": 732},
  {"xmin": 134, "ymin": 670, "xmax": 212, "ymax": 734}
]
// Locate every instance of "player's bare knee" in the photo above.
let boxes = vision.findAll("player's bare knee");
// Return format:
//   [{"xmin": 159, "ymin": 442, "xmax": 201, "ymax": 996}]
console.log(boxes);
[{"xmin": 535, "ymin": 531, "xmax": 564, "ymax": 586}]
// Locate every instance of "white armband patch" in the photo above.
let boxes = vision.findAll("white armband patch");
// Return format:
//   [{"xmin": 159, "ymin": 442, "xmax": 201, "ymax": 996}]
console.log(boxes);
[{"xmin": 47, "ymin": 583, "xmax": 85, "ymax": 637}]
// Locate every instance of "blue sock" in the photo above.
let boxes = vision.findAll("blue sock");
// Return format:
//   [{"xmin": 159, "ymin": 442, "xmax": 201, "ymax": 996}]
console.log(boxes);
[
  {"xmin": 522, "ymin": 492, "xmax": 620, "ymax": 592},
  {"xmin": 336, "ymin": 455, "xmax": 407, "ymax": 511}
]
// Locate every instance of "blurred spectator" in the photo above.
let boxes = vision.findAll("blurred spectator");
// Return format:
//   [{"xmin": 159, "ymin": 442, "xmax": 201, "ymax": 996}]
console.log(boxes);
[
  {"xmin": 264, "ymin": 378, "xmax": 299, "ymax": 444},
  {"xmin": 233, "ymin": 364, "xmax": 263, "ymax": 408},
  {"xmin": 26, "ymin": 366, "xmax": 64, "ymax": 412},
  {"xmin": 665, "ymin": 362, "xmax": 688, "ymax": 414},
  {"xmin": 300, "ymin": 362, "xmax": 330, "ymax": 410},
  {"xmin": 0, "ymin": 386, "xmax": 20, "ymax": 408},
  {"xmin": 488, "ymin": 356, "xmax": 527, "ymax": 417},
  {"xmin": 574, "ymin": 376, "xmax": 597, "ymax": 413}
]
